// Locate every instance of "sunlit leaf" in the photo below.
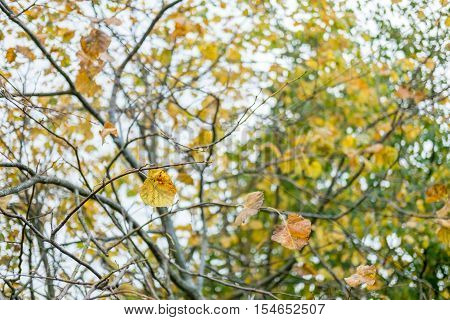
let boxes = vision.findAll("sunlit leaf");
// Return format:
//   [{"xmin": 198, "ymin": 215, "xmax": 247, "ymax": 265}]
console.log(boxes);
[{"xmin": 140, "ymin": 169, "xmax": 177, "ymax": 207}]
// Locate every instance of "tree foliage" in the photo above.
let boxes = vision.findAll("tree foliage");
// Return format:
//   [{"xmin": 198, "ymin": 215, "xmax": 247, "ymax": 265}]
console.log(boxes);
[{"xmin": 0, "ymin": 0, "xmax": 448, "ymax": 300}]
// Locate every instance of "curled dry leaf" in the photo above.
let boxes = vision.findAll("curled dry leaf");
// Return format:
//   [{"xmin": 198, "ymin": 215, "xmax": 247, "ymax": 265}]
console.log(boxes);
[
  {"xmin": 81, "ymin": 28, "xmax": 111, "ymax": 59},
  {"xmin": 344, "ymin": 265, "xmax": 377, "ymax": 288},
  {"xmin": 100, "ymin": 121, "xmax": 118, "ymax": 143},
  {"xmin": 234, "ymin": 191, "xmax": 264, "ymax": 225},
  {"xmin": 140, "ymin": 169, "xmax": 177, "ymax": 207},
  {"xmin": 425, "ymin": 184, "xmax": 447, "ymax": 203},
  {"xmin": 16, "ymin": 46, "xmax": 36, "ymax": 60},
  {"xmin": 271, "ymin": 214, "xmax": 311, "ymax": 250}
]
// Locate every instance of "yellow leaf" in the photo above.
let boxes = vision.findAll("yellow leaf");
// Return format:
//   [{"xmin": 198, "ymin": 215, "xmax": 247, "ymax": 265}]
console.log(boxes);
[
  {"xmin": 305, "ymin": 160, "xmax": 322, "ymax": 179},
  {"xmin": 140, "ymin": 169, "xmax": 177, "ymax": 207},
  {"xmin": 271, "ymin": 214, "xmax": 311, "ymax": 250},
  {"xmin": 75, "ymin": 69, "xmax": 100, "ymax": 97},
  {"xmin": 177, "ymin": 172, "xmax": 194, "ymax": 185},
  {"xmin": 403, "ymin": 124, "xmax": 421, "ymax": 142},
  {"xmin": 234, "ymin": 191, "xmax": 264, "ymax": 225},
  {"xmin": 345, "ymin": 265, "xmax": 377, "ymax": 288},
  {"xmin": 100, "ymin": 121, "xmax": 118, "ymax": 143},
  {"xmin": 226, "ymin": 47, "xmax": 241, "ymax": 61},
  {"xmin": 341, "ymin": 135, "xmax": 356, "ymax": 149},
  {"xmin": 374, "ymin": 145, "xmax": 398, "ymax": 167},
  {"xmin": 201, "ymin": 44, "xmax": 219, "ymax": 60},
  {"xmin": 6, "ymin": 48, "xmax": 16, "ymax": 63},
  {"xmin": 81, "ymin": 29, "xmax": 111, "ymax": 59},
  {"xmin": 437, "ymin": 227, "xmax": 450, "ymax": 246},
  {"xmin": 425, "ymin": 184, "xmax": 447, "ymax": 203}
]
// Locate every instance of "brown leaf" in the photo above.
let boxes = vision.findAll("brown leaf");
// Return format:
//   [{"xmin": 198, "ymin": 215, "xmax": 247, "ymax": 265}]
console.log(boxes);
[
  {"xmin": 345, "ymin": 265, "xmax": 377, "ymax": 288},
  {"xmin": 81, "ymin": 29, "xmax": 111, "ymax": 59},
  {"xmin": 396, "ymin": 86, "xmax": 414, "ymax": 99},
  {"xmin": 234, "ymin": 191, "xmax": 264, "ymax": 225},
  {"xmin": 271, "ymin": 214, "xmax": 311, "ymax": 250},
  {"xmin": 425, "ymin": 184, "xmax": 447, "ymax": 203},
  {"xmin": 104, "ymin": 17, "xmax": 122, "ymax": 26},
  {"xmin": 100, "ymin": 121, "xmax": 118, "ymax": 143},
  {"xmin": 16, "ymin": 46, "xmax": 36, "ymax": 60}
]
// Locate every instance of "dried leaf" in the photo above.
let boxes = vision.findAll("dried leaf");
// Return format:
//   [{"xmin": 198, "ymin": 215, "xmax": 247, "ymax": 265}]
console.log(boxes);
[
  {"xmin": 425, "ymin": 184, "xmax": 447, "ymax": 203},
  {"xmin": 16, "ymin": 46, "xmax": 36, "ymax": 60},
  {"xmin": 234, "ymin": 191, "xmax": 264, "ymax": 225},
  {"xmin": 81, "ymin": 29, "xmax": 111, "ymax": 59},
  {"xmin": 271, "ymin": 214, "xmax": 311, "ymax": 250},
  {"xmin": 345, "ymin": 265, "xmax": 377, "ymax": 287},
  {"xmin": 140, "ymin": 169, "xmax": 177, "ymax": 207},
  {"xmin": 100, "ymin": 121, "xmax": 118, "ymax": 143},
  {"xmin": 104, "ymin": 17, "xmax": 122, "ymax": 26}
]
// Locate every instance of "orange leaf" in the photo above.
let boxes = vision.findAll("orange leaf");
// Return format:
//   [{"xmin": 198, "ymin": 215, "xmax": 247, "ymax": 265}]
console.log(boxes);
[
  {"xmin": 425, "ymin": 184, "xmax": 447, "ymax": 203},
  {"xmin": 81, "ymin": 29, "xmax": 111, "ymax": 59},
  {"xmin": 271, "ymin": 214, "xmax": 311, "ymax": 250},
  {"xmin": 345, "ymin": 265, "xmax": 377, "ymax": 288},
  {"xmin": 100, "ymin": 121, "xmax": 118, "ymax": 143}
]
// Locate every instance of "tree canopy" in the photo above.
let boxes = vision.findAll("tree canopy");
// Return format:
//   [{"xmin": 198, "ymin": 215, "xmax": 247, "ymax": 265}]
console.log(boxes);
[{"xmin": 0, "ymin": 0, "xmax": 448, "ymax": 300}]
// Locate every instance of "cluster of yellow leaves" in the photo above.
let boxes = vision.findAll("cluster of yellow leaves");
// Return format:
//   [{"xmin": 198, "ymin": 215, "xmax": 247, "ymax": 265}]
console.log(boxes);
[
  {"xmin": 344, "ymin": 265, "xmax": 377, "ymax": 288},
  {"xmin": 75, "ymin": 28, "xmax": 111, "ymax": 96},
  {"xmin": 234, "ymin": 191, "xmax": 264, "ymax": 225},
  {"xmin": 140, "ymin": 169, "xmax": 177, "ymax": 207},
  {"xmin": 271, "ymin": 214, "xmax": 312, "ymax": 250}
]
